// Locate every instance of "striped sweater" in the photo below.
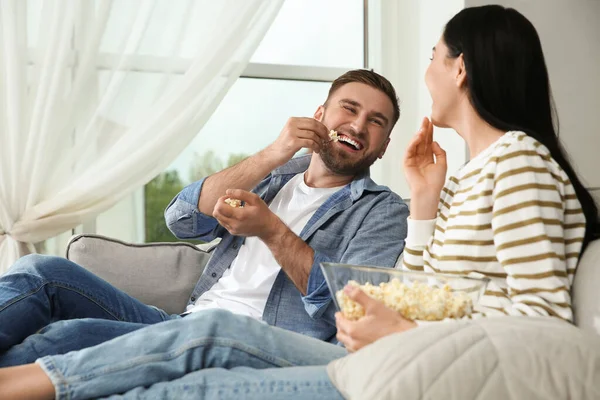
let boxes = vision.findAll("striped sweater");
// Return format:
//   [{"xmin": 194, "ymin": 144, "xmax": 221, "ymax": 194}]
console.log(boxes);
[{"xmin": 402, "ymin": 131, "xmax": 586, "ymax": 321}]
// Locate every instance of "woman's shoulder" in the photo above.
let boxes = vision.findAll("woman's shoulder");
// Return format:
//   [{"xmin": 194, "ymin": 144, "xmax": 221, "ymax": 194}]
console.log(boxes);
[
  {"xmin": 448, "ymin": 131, "xmax": 567, "ymax": 190},
  {"xmin": 487, "ymin": 131, "xmax": 571, "ymax": 187},
  {"xmin": 490, "ymin": 131, "xmax": 550, "ymax": 158},
  {"xmin": 485, "ymin": 131, "xmax": 556, "ymax": 168}
]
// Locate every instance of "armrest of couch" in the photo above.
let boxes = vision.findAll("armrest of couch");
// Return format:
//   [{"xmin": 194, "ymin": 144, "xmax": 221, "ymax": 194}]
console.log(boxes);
[
  {"xmin": 66, "ymin": 234, "xmax": 219, "ymax": 315},
  {"xmin": 573, "ymin": 239, "xmax": 600, "ymax": 336}
]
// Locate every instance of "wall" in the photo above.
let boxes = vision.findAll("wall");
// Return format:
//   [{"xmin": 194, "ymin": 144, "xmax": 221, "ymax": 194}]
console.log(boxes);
[{"xmin": 464, "ymin": 0, "xmax": 600, "ymax": 191}]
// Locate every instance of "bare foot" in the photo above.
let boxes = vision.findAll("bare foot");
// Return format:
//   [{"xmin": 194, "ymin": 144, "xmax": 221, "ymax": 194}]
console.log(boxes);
[{"xmin": 0, "ymin": 364, "xmax": 55, "ymax": 399}]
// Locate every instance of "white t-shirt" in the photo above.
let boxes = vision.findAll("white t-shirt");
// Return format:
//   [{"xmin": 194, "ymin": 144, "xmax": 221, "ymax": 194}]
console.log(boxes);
[{"xmin": 186, "ymin": 173, "xmax": 343, "ymax": 318}]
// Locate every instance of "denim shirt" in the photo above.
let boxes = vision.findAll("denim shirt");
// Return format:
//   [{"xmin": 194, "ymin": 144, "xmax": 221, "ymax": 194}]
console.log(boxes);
[{"xmin": 164, "ymin": 155, "xmax": 409, "ymax": 342}]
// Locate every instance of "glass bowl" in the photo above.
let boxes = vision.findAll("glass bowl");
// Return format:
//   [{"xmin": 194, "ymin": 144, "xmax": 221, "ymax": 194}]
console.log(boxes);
[{"xmin": 320, "ymin": 262, "xmax": 490, "ymax": 320}]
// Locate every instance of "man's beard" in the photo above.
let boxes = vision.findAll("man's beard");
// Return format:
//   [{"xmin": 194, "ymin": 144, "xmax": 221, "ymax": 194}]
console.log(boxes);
[{"xmin": 319, "ymin": 139, "xmax": 380, "ymax": 176}]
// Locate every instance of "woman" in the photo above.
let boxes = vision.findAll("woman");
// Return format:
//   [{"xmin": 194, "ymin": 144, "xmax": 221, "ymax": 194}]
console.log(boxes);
[{"xmin": 1, "ymin": 5, "xmax": 598, "ymax": 399}]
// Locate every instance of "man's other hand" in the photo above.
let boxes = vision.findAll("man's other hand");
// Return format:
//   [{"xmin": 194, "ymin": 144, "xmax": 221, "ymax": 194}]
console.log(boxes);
[{"xmin": 213, "ymin": 189, "xmax": 285, "ymax": 240}]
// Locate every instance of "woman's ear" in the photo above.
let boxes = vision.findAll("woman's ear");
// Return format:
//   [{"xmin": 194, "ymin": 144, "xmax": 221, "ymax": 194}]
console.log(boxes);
[{"xmin": 455, "ymin": 53, "xmax": 467, "ymax": 88}]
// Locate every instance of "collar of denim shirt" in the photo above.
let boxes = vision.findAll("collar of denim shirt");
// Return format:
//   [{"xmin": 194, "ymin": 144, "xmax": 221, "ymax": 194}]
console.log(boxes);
[{"xmin": 271, "ymin": 154, "xmax": 391, "ymax": 202}]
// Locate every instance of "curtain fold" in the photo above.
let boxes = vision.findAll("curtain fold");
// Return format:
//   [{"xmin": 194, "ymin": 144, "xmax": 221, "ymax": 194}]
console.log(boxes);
[{"xmin": 0, "ymin": 0, "xmax": 284, "ymax": 272}]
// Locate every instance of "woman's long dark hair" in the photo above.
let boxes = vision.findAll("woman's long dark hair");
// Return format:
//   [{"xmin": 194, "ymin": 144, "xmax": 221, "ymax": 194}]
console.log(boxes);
[{"xmin": 443, "ymin": 5, "xmax": 599, "ymax": 251}]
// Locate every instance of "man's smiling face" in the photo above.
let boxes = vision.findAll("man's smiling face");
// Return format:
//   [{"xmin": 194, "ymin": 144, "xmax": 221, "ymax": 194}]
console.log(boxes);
[{"xmin": 315, "ymin": 82, "xmax": 394, "ymax": 176}]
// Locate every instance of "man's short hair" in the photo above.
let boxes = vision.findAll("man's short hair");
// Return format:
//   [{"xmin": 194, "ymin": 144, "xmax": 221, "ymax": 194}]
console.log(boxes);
[{"xmin": 325, "ymin": 69, "xmax": 400, "ymax": 130}]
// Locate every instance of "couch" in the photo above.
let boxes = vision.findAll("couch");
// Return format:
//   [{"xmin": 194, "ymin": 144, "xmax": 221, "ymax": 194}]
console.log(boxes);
[{"xmin": 65, "ymin": 234, "xmax": 600, "ymax": 399}]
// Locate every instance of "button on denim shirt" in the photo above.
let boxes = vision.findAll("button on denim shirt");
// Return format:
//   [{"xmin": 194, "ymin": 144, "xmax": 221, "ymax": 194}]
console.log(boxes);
[{"xmin": 165, "ymin": 155, "xmax": 409, "ymax": 342}]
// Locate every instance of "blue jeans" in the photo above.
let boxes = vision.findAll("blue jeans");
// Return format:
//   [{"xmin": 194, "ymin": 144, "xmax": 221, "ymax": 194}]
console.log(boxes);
[
  {"xmin": 104, "ymin": 367, "xmax": 340, "ymax": 400},
  {"xmin": 38, "ymin": 309, "xmax": 347, "ymax": 400},
  {"xmin": 0, "ymin": 255, "xmax": 178, "ymax": 360},
  {"xmin": 0, "ymin": 319, "xmax": 153, "ymax": 367}
]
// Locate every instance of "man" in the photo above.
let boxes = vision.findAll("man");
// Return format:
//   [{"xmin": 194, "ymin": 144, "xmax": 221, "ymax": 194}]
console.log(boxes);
[{"xmin": 0, "ymin": 69, "xmax": 408, "ymax": 366}]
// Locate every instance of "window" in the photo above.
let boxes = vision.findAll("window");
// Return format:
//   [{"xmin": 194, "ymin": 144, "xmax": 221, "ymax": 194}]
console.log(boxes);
[
  {"xmin": 93, "ymin": 0, "xmax": 366, "ymax": 245},
  {"xmin": 250, "ymin": 0, "xmax": 364, "ymax": 68}
]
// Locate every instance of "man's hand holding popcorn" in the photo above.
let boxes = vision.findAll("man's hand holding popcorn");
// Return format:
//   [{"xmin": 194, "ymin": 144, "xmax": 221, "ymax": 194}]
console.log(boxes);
[
  {"xmin": 224, "ymin": 198, "xmax": 243, "ymax": 208},
  {"xmin": 213, "ymin": 189, "xmax": 286, "ymax": 241}
]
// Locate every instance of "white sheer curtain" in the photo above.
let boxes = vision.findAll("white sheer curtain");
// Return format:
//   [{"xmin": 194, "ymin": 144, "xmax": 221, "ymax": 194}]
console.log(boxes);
[{"xmin": 0, "ymin": 0, "xmax": 283, "ymax": 273}]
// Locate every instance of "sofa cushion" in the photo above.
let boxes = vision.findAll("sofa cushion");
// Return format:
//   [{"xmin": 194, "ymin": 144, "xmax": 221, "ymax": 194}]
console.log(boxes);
[
  {"xmin": 327, "ymin": 317, "xmax": 600, "ymax": 400},
  {"xmin": 573, "ymin": 238, "xmax": 600, "ymax": 335},
  {"xmin": 66, "ymin": 234, "xmax": 215, "ymax": 314}
]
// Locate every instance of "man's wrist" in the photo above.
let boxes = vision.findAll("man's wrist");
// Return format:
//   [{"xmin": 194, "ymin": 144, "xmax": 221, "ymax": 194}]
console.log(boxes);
[
  {"xmin": 259, "ymin": 215, "xmax": 288, "ymax": 246},
  {"xmin": 258, "ymin": 146, "xmax": 288, "ymax": 170}
]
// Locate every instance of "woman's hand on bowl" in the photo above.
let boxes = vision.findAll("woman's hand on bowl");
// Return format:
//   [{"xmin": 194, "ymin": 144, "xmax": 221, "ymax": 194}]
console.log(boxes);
[{"xmin": 335, "ymin": 285, "xmax": 417, "ymax": 352}]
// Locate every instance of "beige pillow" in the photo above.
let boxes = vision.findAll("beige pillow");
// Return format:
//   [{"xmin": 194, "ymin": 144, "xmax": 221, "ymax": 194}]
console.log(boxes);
[
  {"xmin": 66, "ymin": 234, "xmax": 216, "ymax": 314},
  {"xmin": 328, "ymin": 317, "xmax": 600, "ymax": 400}
]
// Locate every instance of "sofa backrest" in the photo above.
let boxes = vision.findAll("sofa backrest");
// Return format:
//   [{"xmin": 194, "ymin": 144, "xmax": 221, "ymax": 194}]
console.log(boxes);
[{"xmin": 572, "ymin": 238, "xmax": 600, "ymax": 336}]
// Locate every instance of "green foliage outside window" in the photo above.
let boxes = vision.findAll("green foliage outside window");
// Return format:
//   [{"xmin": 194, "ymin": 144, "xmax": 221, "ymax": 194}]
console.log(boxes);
[{"xmin": 144, "ymin": 151, "xmax": 248, "ymax": 243}]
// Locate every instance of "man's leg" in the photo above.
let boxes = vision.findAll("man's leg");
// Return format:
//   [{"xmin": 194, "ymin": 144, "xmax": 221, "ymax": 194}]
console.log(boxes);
[
  {"xmin": 5, "ymin": 309, "xmax": 347, "ymax": 399},
  {"xmin": 112, "ymin": 366, "xmax": 343, "ymax": 400},
  {"xmin": 0, "ymin": 319, "xmax": 151, "ymax": 367},
  {"xmin": 0, "ymin": 254, "xmax": 171, "ymax": 352}
]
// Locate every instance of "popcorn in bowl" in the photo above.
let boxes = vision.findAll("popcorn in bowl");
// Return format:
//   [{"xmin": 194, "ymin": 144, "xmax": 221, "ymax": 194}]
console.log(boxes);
[
  {"xmin": 336, "ymin": 278, "xmax": 473, "ymax": 321},
  {"xmin": 224, "ymin": 198, "xmax": 243, "ymax": 208}
]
